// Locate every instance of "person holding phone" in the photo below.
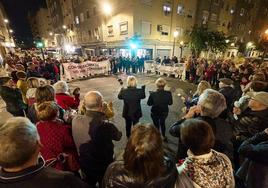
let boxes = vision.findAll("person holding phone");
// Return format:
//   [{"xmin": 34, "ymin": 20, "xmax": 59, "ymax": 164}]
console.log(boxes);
[
  {"xmin": 118, "ymin": 76, "xmax": 146, "ymax": 138},
  {"xmin": 147, "ymin": 78, "xmax": 173, "ymax": 141}
]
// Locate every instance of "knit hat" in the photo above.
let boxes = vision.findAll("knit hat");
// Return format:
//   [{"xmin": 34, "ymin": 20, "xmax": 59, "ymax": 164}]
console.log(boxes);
[
  {"xmin": 219, "ymin": 78, "xmax": 233, "ymax": 85},
  {"xmin": 247, "ymin": 91, "xmax": 268, "ymax": 107}
]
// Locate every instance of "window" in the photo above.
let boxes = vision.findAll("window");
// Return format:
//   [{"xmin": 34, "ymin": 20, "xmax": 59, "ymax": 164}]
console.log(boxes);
[
  {"xmin": 141, "ymin": 21, "xmax": 151, "ymax": 35},
  {"xmin": 75, "ymin": 16, "xmax": 79, "ymax": 24},
  {"xmin": 163, "ymin": 4, "xmax": 171, "ymax": 15},
  {"xmin": 177, "ymin": 4, "xmax": 184, "ymax": 15},
  {"xmin": 161, "ymin": 25, "xmax": 169, "ymax": 36},
  {"xmin": 240, "ymin": 8, "xmax": 245, "ymax": 16},
  {"xmin": 93, "ymin": 7, "xmax": 97, "ymax": 15},
  {"xmin": 211, "ymin": 13, "xmax": 217, "ymax": 22},
  {"xmin": 141, "ymin": 0, "xmax": 152, "ymax": 6},
  {"xmin": 214, "ymin": 0, "xmax": 220, "ymax": 5},
  {"xmin": 202, "ymin": 10, "xmax": 209, "ymax": 24},
  {"xmin": 107, "ymin": 25, "xmax": 114, "ymax": 36},
  {"xmin": 86, "ymin": 10, "xmax": 90, "ymax": 19},
  {"xmin": 119, "ymin": 21, "xmax": 128, "ymax": 35},
  {"xmin": 80, "ymin": 13, "xmax": 84, "ymax": 22}
]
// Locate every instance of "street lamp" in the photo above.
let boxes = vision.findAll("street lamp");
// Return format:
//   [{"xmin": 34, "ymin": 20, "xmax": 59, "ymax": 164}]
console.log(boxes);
[
  {"xmin": 103, "ymin": 2, "xmax": 112, "ymax": 15},
  {"xmin": 247, "ymin": 42, "xmax": 253, "ymax": 48},
  {"xmin": 231, "ymin": 43, "xmax": 235, "ymax": 47},
  {"xmin": 49, "ymin": 32, "xmax": 53, "ymax": 36},
  {"xmin": 4, "ymin": 19, "xmax": 8, "ymax": 23},
  {"xmin": 265, "ymin": 29, "xmax": 268, "ymax": 35},
  {"xmin": 9, "ymin": 29, "xmax": 13, "ymax": 33},
  {"xmin": 172, "ymin": 31, "xmax": 179, "ymax": 57},
  {"xmin": 62, "ymin": 25, "xmax": 67, "ymax": 30}
]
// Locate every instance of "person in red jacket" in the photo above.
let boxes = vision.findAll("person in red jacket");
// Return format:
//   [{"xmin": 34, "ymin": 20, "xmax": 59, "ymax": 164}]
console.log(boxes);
[
  {"xmin": 36, "ymin": 101, "xmax": 79, "ymax": 172},
  {"xmin": 53, "ymin": 81, "xmax": 80, "ymax": 110}
]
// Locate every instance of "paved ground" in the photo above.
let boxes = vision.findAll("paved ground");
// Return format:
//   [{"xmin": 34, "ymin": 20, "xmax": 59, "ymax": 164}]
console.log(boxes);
[{"xmin": 0, "ymin": 73, "xmax": 197, "ymax": 159}]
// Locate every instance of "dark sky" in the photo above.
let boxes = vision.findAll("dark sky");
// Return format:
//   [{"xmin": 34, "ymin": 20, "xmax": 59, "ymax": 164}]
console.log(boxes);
[{"xmin": 0, "ymin": 0, "xmax": 46, "ymax": 47}]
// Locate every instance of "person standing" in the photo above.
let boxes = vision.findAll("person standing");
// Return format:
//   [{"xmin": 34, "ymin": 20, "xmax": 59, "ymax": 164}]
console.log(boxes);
[
  {"xmin": 147, "ymin": 78, "xmax": 172, "ymax": 141},
  {"xmin": 118, "ymin": 76, "xmax": 146, "ymax": 138}
]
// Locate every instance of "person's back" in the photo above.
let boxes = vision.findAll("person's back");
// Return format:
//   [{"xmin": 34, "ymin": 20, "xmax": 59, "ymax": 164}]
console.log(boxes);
[
  {"xmin": 0, "ymin": 160, "xmax": 88, "ymax": 188},
  {"xmin": 0, "ymin": 117, "xmax": 88, "ymax": 188},
  {"xmin": 148, "ymin": 90, "xmax": 172, "ymax": 114}
]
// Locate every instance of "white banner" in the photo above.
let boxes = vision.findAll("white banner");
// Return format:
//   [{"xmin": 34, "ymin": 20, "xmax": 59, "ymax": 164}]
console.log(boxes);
[{"xmin": 61, "ymin": 60, "xmax": 110, "ymax": 81}]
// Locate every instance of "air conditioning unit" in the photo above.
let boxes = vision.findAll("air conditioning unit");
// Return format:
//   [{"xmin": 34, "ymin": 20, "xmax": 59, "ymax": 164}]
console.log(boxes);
[{"xmin": 157, "ymin": 25, "xmax": 163, "ymax": 32}]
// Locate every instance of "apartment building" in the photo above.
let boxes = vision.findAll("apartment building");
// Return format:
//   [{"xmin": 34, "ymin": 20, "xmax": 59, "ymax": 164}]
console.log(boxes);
[
  {"xmin": 72, "ymin": 0, "xmax": 198, "ymax": 58},
  {"xmin": 0, "ymin": 2, "xmax": 15, "ymax": 60}
]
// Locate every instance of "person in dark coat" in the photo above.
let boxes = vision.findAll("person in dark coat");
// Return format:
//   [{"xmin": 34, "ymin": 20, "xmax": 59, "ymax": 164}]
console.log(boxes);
[
  {"xmin": 0, "ymin": 77, "xmax": 27, "ymax": 116},
  {"xmin": 237, "ymin": 128, "xmax": 268, "ymax": 188},
  {"xmin": 218, "ymin": 78, "xmax": 237, "ymax": 118},
  {"xmin": 0, "ymin": 117, "xmax": 89, "ymax": 188},
  {"xmin": 26, "ymin": 62, "xmax": 41, "ymax": 78},
  {"xmin": 73, "ymin": 91, "xmax": 122, "ymax": 187},
  {"xmin": 118, "ymin": 76, "xmax": 146, "ymax": 138},
  {"xmin": 169, "ymin": 89, "xmax": 233, "ymax": 161},
  {"xmin": 147, "ymin": 78, "xmax": 172, "ymax": 141},
  {"xmin": 103, "ymin": 124, "xmax": 177, "ymax": 188}
]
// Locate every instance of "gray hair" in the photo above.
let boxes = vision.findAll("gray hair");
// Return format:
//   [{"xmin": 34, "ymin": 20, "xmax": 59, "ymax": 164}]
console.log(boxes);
[
  {"xmin": 0, "ymin": 117, "xmax": 39, "ymax": 168},
  {"xmin": 198, "ymin": 89, "xmax": 227, "ymax": 118},
  {"xmin": 53, "ymin": 81, "xmax": 69, "ymax": 94},
  {"xmin": 84, "ymin": 91, "xmax": 103, "ymax": 111}
]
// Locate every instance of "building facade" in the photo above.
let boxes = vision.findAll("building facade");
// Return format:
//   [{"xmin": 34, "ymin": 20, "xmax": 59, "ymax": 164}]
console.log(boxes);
[
  {"xmin": 44, "ymin": 0, "xmax": 268, "ymax": 58},
  {"xmin": 0, "ymin": 2, "xmax": 15, "ymax": 62}
]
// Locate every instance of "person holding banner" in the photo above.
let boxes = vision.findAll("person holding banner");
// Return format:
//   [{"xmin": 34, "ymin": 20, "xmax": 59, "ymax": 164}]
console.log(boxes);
[{"xmin": 118, "ymin": 76, "xmax": 146, "ymax": 138}]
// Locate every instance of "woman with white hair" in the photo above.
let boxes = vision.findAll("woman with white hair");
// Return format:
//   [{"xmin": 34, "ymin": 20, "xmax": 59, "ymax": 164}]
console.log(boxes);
[
  {"xmin": 170, "ymin": 89, "xmax": 234, "ymax": 161},
  {"xmin": 53, "ymin": 81, "xmax": 80, "ymax": 110},
  {"xmin": 118, "ymin": 76, "xmax": 146, "ymax": 138},
  {"xmin": 147, "ymin": 78, "xmax": 173, "ymax": 141}
]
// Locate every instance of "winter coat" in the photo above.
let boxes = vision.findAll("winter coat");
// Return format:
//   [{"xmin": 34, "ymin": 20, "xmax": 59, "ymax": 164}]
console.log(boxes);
[
  {"xmin": 74, "ymin": 111, "xmax": 122, "ymax": 174},
  {"xmin": 233, "ymin": 108, "xmax": 268, "ymax": 141},
  {"xmin": 147, "ymin": 89, "xmax": 173, "ymax": 115},
  {"xmin": 118, "ymin": 86, "xmax": 146, "ymax": 120},
  {"xmin": 0, "ymin": 85, "xmax": 27, "ymax": 116},
  {"xmin": 0, "ymin": 158, "xmax": 89, "ymax": 188},
  {"xmin": 238, "ymin": 131, "xmax": 268, "ymax": 188},
  {"xmin": 55, "ymin": 93, "xmax": 80, "ymax": 110},
  {"xmin": 219, "ymin": 86, "xmax": 237, "ymax": 111},
  {"xmin": 37, "ymin": 119, "xmax": 79, "ymax": 171},
  {"xmin": 176, "ymin": 150, "xmax": 235, "ymax": 188},
  {"xmin": 103, "ymin": 157, "xmax": 177, "ymax": 188},
  {"xmin": 169, "ymin": 116, "xmax": 234, "ymax": 162}
]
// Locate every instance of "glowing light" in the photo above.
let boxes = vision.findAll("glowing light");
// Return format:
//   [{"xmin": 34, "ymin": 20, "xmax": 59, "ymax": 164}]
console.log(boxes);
[
  {"xmin": 231, "ymin": 43, "xmax": 235, "ymax": 47},
  {"xmin": 49, "ymin": 32, "xmax": 53, "ymax": 36},
  {"xmin": 130, "ymin": 43, "xmax": 137, "ymax": 49},
  {"xmin": 64, "ymin": 44, "xmax": 75, "ymax": 53},
  {"xmin": 4, "ymin": 19, "xmax": 8, "ymax": 23},
  {"xmin": 265, "ymin": 29, "xmax": 268, "ymax": 35},
  {"xmin": 62, "ymin": 25, "xmax": 67, "ymax": 29},
  {"xmin": 173, "ymin": 31, "xmax": 179, "ymax": 38},
  {"xmin": 103, "ymin": 3, "xmax": 112, "ymax": 15},
  {"xmin": 180, "ymin": 41, "xmax": 184, "ymax": 45}
]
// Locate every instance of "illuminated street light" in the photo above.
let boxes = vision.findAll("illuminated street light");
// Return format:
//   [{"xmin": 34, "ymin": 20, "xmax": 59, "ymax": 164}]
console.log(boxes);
[
  {"xmin": 265, "ymin": 29, "xmax": 268, "ymax": 35},
  {"xmin": 4, "ymin": 19, "xmax": 9, "ymax": 23},
  {"xmin": 9, "ymin": 29, "xmax": 13, "ymax": 33},
  {"xmin": 231, "ymin": 43, "xmax": 235, "ymax": 47},
  {"xmin": 130, "ymin": 43, "xmax": 137, "ymax": 49},
  {"xmin": 103, "ymin": 2, "xmax": 112, "ymax": 15},
  {"xmin": 225, "ymin": 39, "xmax": 230, "ymax": 43},
  {"xmin": 62, "ymin": 25, "xmax": 67, "ymax": 29},
  {"xmin": 49, "ymin": 32, "xmax": 53, "ymax": 36},
  {"xmin": 180, "ymin": 41, "xmax": 184, "ymax": 46},
  {"xmin": 173, "ymin": 31, "xmax": 179, "ymax": 38},
  {"xmin": 247, "ymin": 42, "xmax": 253, "ymax": 48}
]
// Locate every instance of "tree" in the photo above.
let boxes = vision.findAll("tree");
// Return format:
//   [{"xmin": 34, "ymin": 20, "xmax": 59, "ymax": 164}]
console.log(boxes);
[
  {"xmin": 189, "ymin": 26, "xmax": 208, "ymax": 56},
  {"xmin": 189, "ymin": 26, "xmax": 228, "ymax": 56}
]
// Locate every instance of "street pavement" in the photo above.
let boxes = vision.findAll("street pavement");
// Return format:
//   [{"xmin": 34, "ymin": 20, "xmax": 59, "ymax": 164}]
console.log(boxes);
[{"xmin": 0, "ymin": 73, "xmax": 197, "ymax": 159}]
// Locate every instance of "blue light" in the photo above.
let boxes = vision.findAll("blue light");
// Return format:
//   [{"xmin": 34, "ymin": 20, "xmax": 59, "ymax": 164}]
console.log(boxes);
[{"xmin": 130, "ymin": 43, "xmax": 137, "ymax": 49}]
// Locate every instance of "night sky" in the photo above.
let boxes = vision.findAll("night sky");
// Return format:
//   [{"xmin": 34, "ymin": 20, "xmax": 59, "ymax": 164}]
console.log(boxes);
[{"xmin": 0, "ymin": 0, "xmax": 46, "ymax": 48}]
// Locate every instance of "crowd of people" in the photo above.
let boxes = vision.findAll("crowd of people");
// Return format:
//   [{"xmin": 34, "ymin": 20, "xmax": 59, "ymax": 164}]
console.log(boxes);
[{"xmin": 0, "ymin": 52, "xmax": 268, "ymax": 188}]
